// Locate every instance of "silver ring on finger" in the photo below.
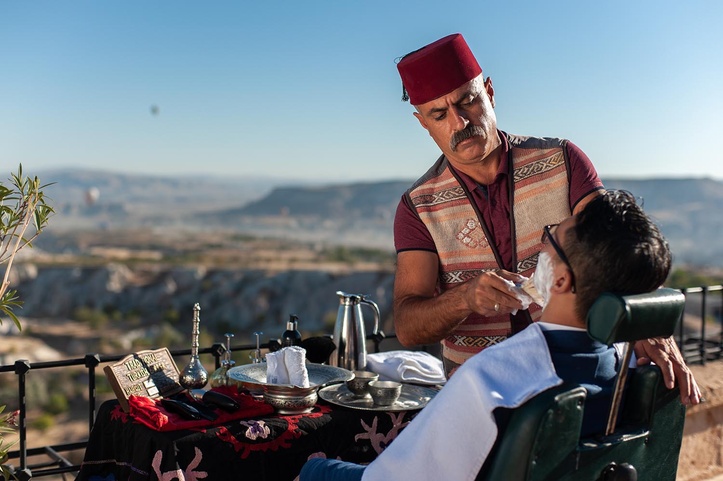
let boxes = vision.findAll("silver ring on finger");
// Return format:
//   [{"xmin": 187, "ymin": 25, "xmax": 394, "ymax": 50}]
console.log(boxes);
[{"xmin": 494, "ymin": 303, "xmax": 500, "ymax": 312}]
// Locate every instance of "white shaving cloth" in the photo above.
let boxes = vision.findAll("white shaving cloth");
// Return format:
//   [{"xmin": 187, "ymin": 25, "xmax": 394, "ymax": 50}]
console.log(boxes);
[{"xmin": 265, "ymin": 346, "xmax": 310, "ymax": 387}]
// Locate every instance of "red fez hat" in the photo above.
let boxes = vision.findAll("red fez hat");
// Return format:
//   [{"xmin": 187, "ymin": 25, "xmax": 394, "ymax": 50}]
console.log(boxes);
[{"xmin": 397, "ymin": 33, "xmax": 482, "ymax": 105}]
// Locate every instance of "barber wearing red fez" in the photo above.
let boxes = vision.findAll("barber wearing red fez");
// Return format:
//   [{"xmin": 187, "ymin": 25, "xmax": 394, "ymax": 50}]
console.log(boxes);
[{"xmin": 392, "ymin": 33, "xmax": 699, "ymax": 405}]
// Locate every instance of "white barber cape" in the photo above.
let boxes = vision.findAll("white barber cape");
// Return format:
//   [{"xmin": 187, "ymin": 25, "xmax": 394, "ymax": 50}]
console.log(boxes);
[{"xmin": 362, "ymin": 323, "xmax": 562, "ymax": 481}]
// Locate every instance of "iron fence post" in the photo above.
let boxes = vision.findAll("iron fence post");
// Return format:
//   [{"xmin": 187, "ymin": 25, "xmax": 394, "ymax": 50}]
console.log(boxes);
[
  {"xmin": 701, "ymin": 287, "xmax": 708, "ymax": 365},
  {"xmin": 13, "ymin": 360, "xmax": 31, "ymax": 477},
  {"xmin": 678, "ymin": 288, "xmax": 687, "ymax": 363},
  {"xmin": 211, "ymin": 343, "xmax": 224, "ymax": 370},
  {"xmin": 719, "ymin": 287, "xmax": 723, "ymax": 359},
  {"xmin": 84, "ymin": 354, "xmax": 101, "ymax": 432}
]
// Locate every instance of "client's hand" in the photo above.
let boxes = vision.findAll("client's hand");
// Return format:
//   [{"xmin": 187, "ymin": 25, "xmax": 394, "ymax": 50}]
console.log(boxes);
[{"xmin": 634, "ymin": 336, "xmax": 702, "ymax": 405}]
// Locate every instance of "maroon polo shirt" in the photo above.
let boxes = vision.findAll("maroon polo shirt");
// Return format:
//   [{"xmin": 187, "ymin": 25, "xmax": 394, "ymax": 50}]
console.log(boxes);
[{"xmin": 394, "ymin": 131, "xmax": 603, "ymax": 271}]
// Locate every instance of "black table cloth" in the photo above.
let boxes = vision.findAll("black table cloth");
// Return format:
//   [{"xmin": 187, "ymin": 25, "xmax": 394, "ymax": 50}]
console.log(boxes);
[{"xmin": 76, "ymin": 397, "xmax": 420, "ymax": 481}]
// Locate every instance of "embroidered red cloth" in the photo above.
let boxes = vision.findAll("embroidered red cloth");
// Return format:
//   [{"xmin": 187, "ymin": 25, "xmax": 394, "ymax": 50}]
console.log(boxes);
[{"xmin": 129, "ymin": 386, "xmax": 274, "ymax": 432}]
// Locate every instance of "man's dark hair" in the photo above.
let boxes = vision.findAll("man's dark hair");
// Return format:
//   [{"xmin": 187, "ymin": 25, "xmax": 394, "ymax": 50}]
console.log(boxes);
[{"xmin": 564, "ymin": 190, "xmax": 672, "ymax": 319}]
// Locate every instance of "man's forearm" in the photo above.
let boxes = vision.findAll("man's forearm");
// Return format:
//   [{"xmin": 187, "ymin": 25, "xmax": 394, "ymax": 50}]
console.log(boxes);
[{"xmin": 393, "ymin": 284, "xmax": 472, "ymax": 346}]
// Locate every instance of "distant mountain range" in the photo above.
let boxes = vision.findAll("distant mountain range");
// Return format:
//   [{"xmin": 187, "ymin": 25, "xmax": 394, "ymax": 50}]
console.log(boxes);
[{"xmin": 29, "ymin": 168, "xmax": 723, "ymax": 267}]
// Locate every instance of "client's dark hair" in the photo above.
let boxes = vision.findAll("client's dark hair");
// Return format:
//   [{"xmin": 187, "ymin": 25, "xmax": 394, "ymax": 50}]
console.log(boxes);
[{"xmin": 564, "ymin": 190, "xmax": 672, "ymax": 319}]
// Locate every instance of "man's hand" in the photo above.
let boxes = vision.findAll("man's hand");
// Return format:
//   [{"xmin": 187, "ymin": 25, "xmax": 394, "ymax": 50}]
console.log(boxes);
[
  {"xmin": 464, "ymin": 270, "xmax": 526, "ymax": 317},
  {"xmin": 634, "ymin": 336, "xmax": 701, "ymax": 405}
]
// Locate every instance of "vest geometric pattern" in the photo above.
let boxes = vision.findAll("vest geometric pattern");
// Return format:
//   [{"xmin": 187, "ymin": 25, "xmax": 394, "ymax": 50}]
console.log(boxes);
[{"xmin": 405, "ymin": 134, "xmax": 573, "ymax": 369}]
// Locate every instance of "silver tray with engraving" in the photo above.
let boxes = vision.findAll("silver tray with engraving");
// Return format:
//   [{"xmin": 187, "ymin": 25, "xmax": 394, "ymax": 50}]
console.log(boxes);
[
  {"xmin": 227, "ymin": 363, "xmax": 353, "ymax": 391},
  {"xmin": 318, "ymin": 383, "xmax": 438, "ymax": 412},
  {"xmin": 227, "ymin": 363, "xmax": 353, "ymax": 415}
]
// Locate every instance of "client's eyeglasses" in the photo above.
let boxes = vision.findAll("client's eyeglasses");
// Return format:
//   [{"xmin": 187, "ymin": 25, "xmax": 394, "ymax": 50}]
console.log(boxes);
[{"xmin": 541, "ymin": 224, "xmax": 576, "ymax": 291}]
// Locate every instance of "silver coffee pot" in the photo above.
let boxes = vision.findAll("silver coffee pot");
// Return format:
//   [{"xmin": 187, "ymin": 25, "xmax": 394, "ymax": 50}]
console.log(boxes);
[{"xmin": 330, "ymin": 291, "xmax": 380, "ymax": 371}]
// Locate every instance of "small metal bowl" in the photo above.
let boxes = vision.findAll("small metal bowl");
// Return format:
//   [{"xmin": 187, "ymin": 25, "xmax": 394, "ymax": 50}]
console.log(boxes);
[
  {"xmin": 368, "ymin": 380, "xmax": 402, "ymax": 406},
  {"xmin": 346, "ymin": 371, "xmax": 379, "ymax": 397},
  {"xmin": 227, "ymin": 363, "xmax": 353, "ymax": 415},
  {"xmin": 262, "ymin": 384, "xmax": 319, "ymax": 414}
]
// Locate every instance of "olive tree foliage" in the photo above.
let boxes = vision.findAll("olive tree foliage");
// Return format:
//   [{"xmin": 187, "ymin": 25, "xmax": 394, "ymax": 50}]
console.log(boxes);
[
  {"xmin": 0, "ymin": 166, "xmax": 52, "ymax": 479},
  {"xmin": 0, "ymin": 405, "xmax": 19, "ymax": 480},
  {"xmin": 0, "ymin": 165, "xmax": 54, "ymax": 330}
]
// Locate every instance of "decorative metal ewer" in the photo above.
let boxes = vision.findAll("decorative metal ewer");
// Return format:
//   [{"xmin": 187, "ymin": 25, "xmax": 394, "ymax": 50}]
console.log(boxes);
[{"xmin": 179, "ymin": 303, "xmax": 209, "ymax": 389}]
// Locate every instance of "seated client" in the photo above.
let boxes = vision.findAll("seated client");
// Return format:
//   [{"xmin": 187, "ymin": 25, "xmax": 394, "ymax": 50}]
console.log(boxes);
[{"xmin": 300, "ymin": 190, "xmax": 673, "ymax": 481}]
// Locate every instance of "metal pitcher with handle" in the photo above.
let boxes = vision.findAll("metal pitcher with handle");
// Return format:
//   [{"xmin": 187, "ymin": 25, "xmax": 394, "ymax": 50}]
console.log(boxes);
[{"xmin": 330, "ymin": 291, "xmax": 380, "ymax": 371}]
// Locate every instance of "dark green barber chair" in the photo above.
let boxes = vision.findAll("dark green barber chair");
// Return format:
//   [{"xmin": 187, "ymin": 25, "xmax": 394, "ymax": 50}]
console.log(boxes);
[{"xmin": 478, "ymin": 288, "xmax": 687, "ymax": 481}]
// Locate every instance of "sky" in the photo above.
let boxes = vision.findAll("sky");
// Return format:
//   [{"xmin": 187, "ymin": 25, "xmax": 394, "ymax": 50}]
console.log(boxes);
[{"xmin": 1, "ymin": 0, "xmax": 721, "ymax": 183}]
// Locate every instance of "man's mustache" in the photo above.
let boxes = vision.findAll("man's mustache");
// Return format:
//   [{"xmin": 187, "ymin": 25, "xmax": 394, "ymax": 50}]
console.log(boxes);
[{"xmin": 450, "ymin": 125, "xmax": 486, "ymax": 152}]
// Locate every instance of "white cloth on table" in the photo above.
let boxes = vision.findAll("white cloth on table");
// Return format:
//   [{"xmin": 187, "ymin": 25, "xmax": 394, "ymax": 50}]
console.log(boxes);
[
  {"xmin": 366, "ymin": 350, "xmax": 446, "ymax": 385},
  {"xmin": 361, "ymin": 323, "xmax": 562, "ymax": 481},
  {"xmin": 265, "ymin": 346, "xmax": 310, "ymax": 387}
]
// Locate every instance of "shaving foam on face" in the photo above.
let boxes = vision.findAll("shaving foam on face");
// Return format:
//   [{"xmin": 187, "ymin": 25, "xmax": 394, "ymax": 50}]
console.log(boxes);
[{"xmin": 531, "ymin": 252, "xmax": 555, "ymax": 308}]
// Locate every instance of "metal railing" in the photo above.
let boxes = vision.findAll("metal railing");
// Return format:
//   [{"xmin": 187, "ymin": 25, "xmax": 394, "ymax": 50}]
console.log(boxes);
[
  {"xmin": 0, "ymin": 333, "xmax": 391, "ymax": 480},
  {"xmin": 678, "ymin": 285, "xmax": 723, "ymax": 365},
  {"xmin": 1, "ymin": 285, "xmax": 722, "ymax": 479}
]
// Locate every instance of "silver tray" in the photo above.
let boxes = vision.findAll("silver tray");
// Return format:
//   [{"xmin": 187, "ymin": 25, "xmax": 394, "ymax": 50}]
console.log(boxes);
[
  {"xmin": 227, "ymin": 363, "xmax": 354, "ymax": 415},
  {"xmin": 227, "ymin": 363, "xmax": 353, "ymax": 394},
  {"xmin": 318, "ymin": 383, "xmax": 438, "ymax": 412}
]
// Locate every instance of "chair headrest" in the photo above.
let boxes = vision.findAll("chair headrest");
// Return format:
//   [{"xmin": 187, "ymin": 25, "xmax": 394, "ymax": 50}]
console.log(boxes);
[{"xmin": 586, "ymin": 288, "xmax": 685, "ymax": 346}]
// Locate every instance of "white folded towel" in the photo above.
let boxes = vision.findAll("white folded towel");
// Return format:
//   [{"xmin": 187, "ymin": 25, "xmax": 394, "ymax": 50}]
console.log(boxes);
[
  {"xmin": 265, "ymin": 346, "xmax": 310, "ymax": 387},
  {"xmin": 366, "ymin": 350, "xmax": 446, "ymax": 385}
]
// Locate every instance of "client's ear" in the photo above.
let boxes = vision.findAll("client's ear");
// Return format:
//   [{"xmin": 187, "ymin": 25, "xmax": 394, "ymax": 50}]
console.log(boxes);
[{"xmin": 550, "ymin": 268, "xmax": 575, "ymax": 295}]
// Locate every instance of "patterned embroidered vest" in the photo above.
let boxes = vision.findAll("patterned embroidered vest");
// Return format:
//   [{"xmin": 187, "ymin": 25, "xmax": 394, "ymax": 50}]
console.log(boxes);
[{"xmin": 405, "ymin": 134, "xmax": 573, "ymax": 371}]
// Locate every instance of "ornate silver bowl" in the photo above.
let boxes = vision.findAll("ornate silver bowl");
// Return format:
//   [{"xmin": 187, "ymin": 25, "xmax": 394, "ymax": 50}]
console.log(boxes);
[{"xmin": 227, "ymin": 363, "xmax": 354, "ymax": 414}]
